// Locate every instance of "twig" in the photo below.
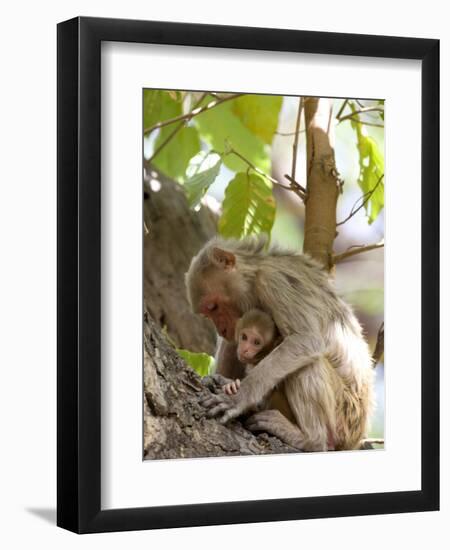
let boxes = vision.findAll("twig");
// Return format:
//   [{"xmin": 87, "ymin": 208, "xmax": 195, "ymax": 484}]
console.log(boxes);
[
  {"xmin": 333, "ymin": 241, "xmax": 384, "ymax": 263},
  {"xmin": 372, "ymin": 322, "xmax": 384, "ymax": 366},
  {"xmin": 283, "ymin": 174, "xmax": 308, "ymax": 201},
  {"xmin": 275, "ymin": 129, "xmax": 306, "ymax": 136},
  {"xmin": 143, "ymin": 93, "xmax": 244, "ymax": 134},
  {"xmin": 226, "ymin": 147, "xmax": 306, "ymax": 201},
  {"xmin": 227, "ymin": 148, "xmax": 280, "ymax": 186},
  {"xmin": 291, "ymin": 97, "xmax": 304, "ymax": 183},
  {"xmin": 337, "ymin": 106, "xmax": 384, "ymax": 122},
  {"xmin": 147, "ymin": 93, "xmax": 206, "ymax": 164},
  {"xmin": 335, "ymin": 99, "xmax": 348, "ymax": 120},
  {"xmin": 336, "ymin": 174, "xmax": 384, "ymax": 226},
  {"xmin": 339, "ymin": 117, "xmax": 384, "ymax": 128}
]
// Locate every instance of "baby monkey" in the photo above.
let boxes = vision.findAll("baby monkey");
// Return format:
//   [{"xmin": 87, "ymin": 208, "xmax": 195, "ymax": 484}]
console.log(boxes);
[{"xmin": 223, "ymin": 309, "xmax": 282, "ymax": 396}]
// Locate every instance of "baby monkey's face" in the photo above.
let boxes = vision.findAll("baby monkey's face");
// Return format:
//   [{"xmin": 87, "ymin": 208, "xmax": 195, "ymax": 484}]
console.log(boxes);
[{"xmin": 237, "ymin": 327, "xmax": 265, "ymax": 363}]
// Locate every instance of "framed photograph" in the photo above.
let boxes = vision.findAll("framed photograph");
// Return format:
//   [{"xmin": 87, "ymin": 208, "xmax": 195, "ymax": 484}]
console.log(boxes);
[{"xmin": 57, "ymin": 17, "xmax": 439, "ymax": 533}]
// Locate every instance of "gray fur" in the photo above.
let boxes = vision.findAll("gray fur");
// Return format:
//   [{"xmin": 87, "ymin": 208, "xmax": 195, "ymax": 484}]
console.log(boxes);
[{"xmin": 188, "ymin": 236, "xmax": 375, "ymax": 451}]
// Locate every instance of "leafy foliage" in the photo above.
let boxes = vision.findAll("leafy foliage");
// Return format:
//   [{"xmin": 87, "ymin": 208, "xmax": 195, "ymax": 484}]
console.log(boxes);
[
  {"xmin": 232, "ymin": 95, "xmax": 282, "ymax": 144},
  {"xmin": 144, "ymin": 90, "xmax": 201, "ymax": 181},
  {"xmin": 153, "ymin": 126, "xmax": 201, "ymax": 182},
  {"xmin": 143, "ymin": 89, "xmax": 179, "ymax": 130},
  {"xmin": 218, "ymin": 172, "xmax": 276, "ymax": 238},
  {"xmin": 184, "ymin": 151, "xmax": 222, "ymax": 208},
  {"xmin": 194, "ymin": 98, "xmax": 271, "ymax": 174},
  {"xmin": 177, "ymin": 348, "xmax": 215, "ymax": 377},
  {"xmin": 352, "ymin": 121, "xmax": 385, "ymax": 224}
]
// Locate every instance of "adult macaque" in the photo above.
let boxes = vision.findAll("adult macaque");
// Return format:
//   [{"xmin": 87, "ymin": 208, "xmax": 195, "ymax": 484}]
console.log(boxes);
[{"xmin": 185, "ymin": 236, "xmax": 375, "ymax": 452}]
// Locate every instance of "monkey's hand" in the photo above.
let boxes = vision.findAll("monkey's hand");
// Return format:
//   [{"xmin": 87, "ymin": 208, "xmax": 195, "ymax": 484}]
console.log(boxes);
[
  {"xmin": 201, "ymin": 388, "xmax": 249, "ymax": 424},
  {"xmin": 202, "ymin": 374, "xmax": 235, "ymax": 393},
  {"xmin": 223, "ymin": 379, "xmax": 241, "ymax": 395}
]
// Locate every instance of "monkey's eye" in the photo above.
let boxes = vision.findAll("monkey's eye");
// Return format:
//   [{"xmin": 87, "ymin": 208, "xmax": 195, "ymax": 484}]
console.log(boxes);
[
  {"xmin": 254, "ymin": 339, "xmax": 261, "ymax": 347},
  {"xmin": 241, "ymin": 333, "xmax": 247, "ymax": 341}
]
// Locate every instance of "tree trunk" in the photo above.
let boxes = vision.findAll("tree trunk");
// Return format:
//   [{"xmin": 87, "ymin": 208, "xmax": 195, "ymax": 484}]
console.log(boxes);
[
  {"xmin": 143, "ymin": 167, "xmax": 296, "ymax": 458},
  {"xmin": 303, "ymin": 98, "xmax": 341, "ymax": 269},
  {"xmin": 144, "ymin": 311, "xmax": 297, "ymax": 459},
  {"xmin": 144, "ymin": 167, "xmax": 217, "ymax": 355}
]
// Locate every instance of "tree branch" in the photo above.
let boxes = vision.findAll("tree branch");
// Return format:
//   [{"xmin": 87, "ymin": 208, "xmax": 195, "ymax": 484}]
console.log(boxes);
[
  {"xmin": 372, "ymin": 322, "xmax": 384, "ymax": 366},
  {"xmin": 335, "ymin": 99, "xmax": 348, "ymax": 120},
  {"xmin": 333, "ymin": 241, "xmax": 384, "ymax": 263},
  {"xmin": 341, "ymin": 117, "xmax": 384, "ymax": 128},
  {"xmin": 303, "ymin": 97, "xmax": 340, "ymax": 268},
  {"xmin": 143, "ymin": 93, "xmax": 243, "ymax": 134},
  {"xmin": 337, "ymin": 106, "xmax": 384, "ymax": 123},
  {"xmin": 361, "ymin": 438, "xmax": 384, "ymax": 445}
]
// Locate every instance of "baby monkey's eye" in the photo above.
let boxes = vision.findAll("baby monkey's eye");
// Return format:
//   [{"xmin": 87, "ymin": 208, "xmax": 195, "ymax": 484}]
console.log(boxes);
[
  {"xmin": 241, "ymin": 333, "xmax": 247, "ymax": 341},
  {"xmin": 254, "ymin": 339, "xmax": 261, "ymax": 346}
]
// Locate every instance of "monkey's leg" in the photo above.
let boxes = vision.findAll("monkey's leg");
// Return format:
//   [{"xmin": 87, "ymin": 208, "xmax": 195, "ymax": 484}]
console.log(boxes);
[
  {"xmin": 245, "ymin": 409, "xmax": 305, "ymax": 450},
  {"xmin": 285, "ymin": 360, "xmax": 337, "ymax": 452}
]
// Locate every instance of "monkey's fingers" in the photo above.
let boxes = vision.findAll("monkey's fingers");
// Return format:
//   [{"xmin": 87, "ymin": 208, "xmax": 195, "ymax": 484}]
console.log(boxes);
[
  {"xmin": 245, "ymin": 410, "xmax": 284, "ymax": 432},
  {"xmin": 229, "ymin": 381, "xmax": 241, "ymax": 394},
  {"xmin": 200, "ymin": 394, "xmax": 222, "ymax": 408},
  {"xmin": 207, "ymin": 402, "xmax": 231, "ymax": 418},
  {"xmin": 218, "ymin": 406, "xmax": 242, "ymax": 425}
]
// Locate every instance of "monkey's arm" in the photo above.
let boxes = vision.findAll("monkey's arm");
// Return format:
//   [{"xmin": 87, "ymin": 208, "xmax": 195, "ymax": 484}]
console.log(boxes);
[
  {"xmin": 202, "ymin": 334, "xmax": 322, "ymax": 423},
  {"xmin": 215, "ymin": 337, "xmax": 246, "ymax": 380}
]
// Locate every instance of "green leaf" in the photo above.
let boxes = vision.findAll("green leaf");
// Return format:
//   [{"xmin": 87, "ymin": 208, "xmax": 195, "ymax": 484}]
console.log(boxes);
[
  {"xmin": 143, "ymin": 90, "xmax": 180, "ymax": 130},
  {"xmin": 232, "ymin": 95, "xmax": 282, "ymax": 144},
  {"xmin": 352, "ymin": 122, "xmax": 385, "ymax": 224},
  {"xmin": 194, "ymin": 99, "xmax": 271, "ymax": 174},
  {"xmin": 184, "ymin": 151, "xmax": 222, "ymax": 207},
  {"xmin": 219, "ymin": 172, "xmax": 276, "ymax": 238},
  {"xmin": 177, "ymin": 349, "xmax": 215, "ymax": 377},
  {"xmin": 152, "ymin": 125, "xmax": 201, "ymax": 181}
]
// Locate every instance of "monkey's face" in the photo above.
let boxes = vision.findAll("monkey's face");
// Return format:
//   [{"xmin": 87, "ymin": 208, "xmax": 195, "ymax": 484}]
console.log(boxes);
[
  {"xmin": 186, "ymin": 247, "xmax": 246, "ymax": 341},
  {"xmin": 237, "ymin": 327, "xmax": 265, "ymax": 363}
]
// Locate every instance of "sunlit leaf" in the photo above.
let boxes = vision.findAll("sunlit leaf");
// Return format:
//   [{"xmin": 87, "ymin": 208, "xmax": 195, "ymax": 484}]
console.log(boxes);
[
  {"xmin": 177, "ymin": 349, "xmax": 215, "ymax": 377},
  {"xmin": 219, "ymin": 172, "xmax": 276, "ymax": 238},
  {"xmin": 153, "ymin": 125, "xmax": 201, "ymax": 181},
  {"xmin": 194, "ymin": 99, "xmax": 271, "ymax": 174},
  {"xmin": 232, "ymin": 95, "xmax": 282, "ymax": 144},
  {"xmin": 352, "ymin": 121, "xmax": 385, "ymax": 224},
  {"xmin": 184, "ymin": 151, "xmax": 222, "ymax": 207}
]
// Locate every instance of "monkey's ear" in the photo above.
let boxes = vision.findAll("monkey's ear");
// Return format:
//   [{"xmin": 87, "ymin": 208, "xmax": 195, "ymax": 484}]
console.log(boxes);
[{"xmin": 212, "ymin": 247, "xmax": 236, "ymax": 271}]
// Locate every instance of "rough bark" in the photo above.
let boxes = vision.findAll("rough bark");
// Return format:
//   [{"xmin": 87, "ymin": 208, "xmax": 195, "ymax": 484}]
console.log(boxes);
[
  {"xmin": 144, "ymin": 167, "xmax": 217, "ymax": 354},
  {"xmin": 303, "ymin": 98, "xmax": 341, "ymax": 269},
  {"xmin": 144, "ymin": 311, "xmax": 297, "ymax": 459}
]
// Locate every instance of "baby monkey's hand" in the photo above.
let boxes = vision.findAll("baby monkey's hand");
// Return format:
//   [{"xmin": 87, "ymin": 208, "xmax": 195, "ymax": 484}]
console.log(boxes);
[{"xmin": 223, "ymin": 378, "xmax": 241, "ymax": 395}]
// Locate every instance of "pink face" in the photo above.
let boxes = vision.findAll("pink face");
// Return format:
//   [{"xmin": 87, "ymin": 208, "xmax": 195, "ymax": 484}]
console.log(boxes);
[
  {"xmin": 199, "ymin": 294, "xmax": 241, "ymax": 341},
  {"xmin": 237, "ymin": 327, "xmax": 265, "ymax": 362}
]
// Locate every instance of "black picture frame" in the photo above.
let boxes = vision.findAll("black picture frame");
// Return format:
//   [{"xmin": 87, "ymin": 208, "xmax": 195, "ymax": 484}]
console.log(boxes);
[{"xmin": 57, "ymin": 16, "xmax": 439, "ymax": 534}]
